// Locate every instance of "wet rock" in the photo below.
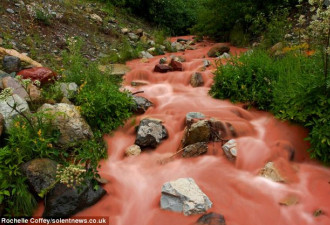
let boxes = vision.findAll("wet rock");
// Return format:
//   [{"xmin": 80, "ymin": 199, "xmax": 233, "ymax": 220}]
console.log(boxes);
[
  {"xmin": 59, "ymin": 82, "xmax": 78, "ymax": 99},
  {"xmin": 222, "ymin": 139, "xmax": 237, "ymax": 161},
  {"xmin": 279, "ymin": 195, "xmax": 299, "ymax": 206},
  {"xmin": 182, "ymin": 142, "xmax": 208, "ymax": 158},
  {"xmin": 203, "ymin": 59, "xmax": 211, "ymax": 67},
  {"xmin": 17, "ymin": 67, "xmax": 57, "ymax": 85},
  {"xmin": 190, "ymin": 72, "xmax": 204, "ymax": 87},
  {"xmin": 186, "ymin": 112, "xmax": 205, "ymax": 124},
  {"xmin": 0, "ymin": 94, "xmax": 30, "ymax": 128},
  {"xmin": 0, "ymin": 113, "xmax": 4, "ymax": 137},
  {"xmin": 135, "ymin": 118, "xmax": 168, "ymax": 148},
  {"xmin": 139, "ymin": 51, "xmax": 153, "ymax": 59},
  {"xmin": 159, "ymin": 57, "xmax": 167, "ymax": 64},
  {"xmin": 43, "ymin": 181, "xmax": 106, "ymax": 218},
  {"xmin": 38, "ymin": 103, "xmax": 93, "ymax": 146},
  {"xmin": 196, "ymin": 213, "xmax": 226, "ymax": 225},
  {"xmin": 125, "ymin": 144, "xmax": 141, "ymax": 156},
  {"xmin": 3, "ymin": 56, "xmax": 21, "ymax": 73},
  {"xmin": 128, "ymin": 33, "xmax": 139, "ymax": 41},
  {"xmin": 182, "ymin": 120, "xmax": 210, "ymax": 147},
  {"xmin": 21, "ymin": 158, "xmax": 57, "ymax": 195},
  {"xmin": 171, "ymin": 55, "xmax": 185, "ymax": 62},
  {"xmin": 218, "ymin": 53, "xmax": 230, "ymax": 59},
  {"xmin": 132, "ymin": 96, "xmax": 153, "ymax": 114},
  {"xmin": 154, "ymin": 64, "xmax": 172, "ymax": 73},
  {"xmin": 160, "ymin": 178, "xmax": 212, "ymax": 215},
  {"xmin": 170, "ymin": 59, "xmax": 183, "ymax": 71},
  {"xmin": 207, "ymin": 44, "xmax": 230, "ymax": 57},
  {"xmin": 260, "ymin": 162, "xmax": 285, "ymax": 182}
]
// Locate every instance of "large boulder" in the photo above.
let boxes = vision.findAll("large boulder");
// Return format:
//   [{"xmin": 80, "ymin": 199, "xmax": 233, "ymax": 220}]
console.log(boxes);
[
  {"xmin": 170, "ymin": 59, "xmax": 183, "ymax": 71},
  {"xmin": 3, "ymin": 56, "xmax": 21, "ymax": 73},
  {"xmin": 160, "ymin": 178, "xmax": 212, "ymax": 215},
  {"xmin": 21, "ymin": 158, "xmax": 58, "ymax": 195},
  {"xmin": 182, "ymin": 120, "xmax": 210, "ymax": 147},
  {"xmin": 195, "ymin": 213, "xmax": 226, "ymax": 225},
  {"xmin": 190, "ymin": 72, "xmax": 204, "ymax": 87},
  {"xmin": 43, "ymin": 181, "xmax": 106, "ymax": 218},
  {"xmin": 132, "ymin": 96, "xmax": 153, "ymax": 114},
  {"xmin": 38, "ymin": 103, "xmax": 93, "ymax": 146},
  {"xmin": 182, "ymin": 142, "xmax": 208, "ymax": 158},
  {"xmin": 0, "ymin": 94, "xmax": 30, "ymax": 128},
  {"xmin": 207, "ymin": 44, "xmax": 230, "ymax": 57},
  {"xmin": 135, "ymin": 118, "xmax": 168, "ymax": 148},
  {"xmin": 154, "ymin": 64, "xmax": 172, "ymax": 73},
  {"xmin": 17, "ymin": 67, "xmax": 57, "ymax": 85}
]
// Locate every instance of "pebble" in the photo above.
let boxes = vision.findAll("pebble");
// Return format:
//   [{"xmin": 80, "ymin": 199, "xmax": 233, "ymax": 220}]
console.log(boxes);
[{"xmin": 6, "ymin": 8, "xmax": 15, "ymax": 14}]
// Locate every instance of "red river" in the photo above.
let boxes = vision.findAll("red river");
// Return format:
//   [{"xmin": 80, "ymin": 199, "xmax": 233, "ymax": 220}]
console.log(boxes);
[{"xmin": 38, "ymin": 36, "xmax": 330, "ymax": 225}]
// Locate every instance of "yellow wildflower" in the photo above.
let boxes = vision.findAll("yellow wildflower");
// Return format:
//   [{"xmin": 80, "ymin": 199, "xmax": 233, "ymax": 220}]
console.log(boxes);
[
  {"xmin": 37, "ymin": 129, "xmax": 42, "ymax": 137},
  {"xmin": 47, "ymin": 143, "xmax": 53, "ymax": 148}
]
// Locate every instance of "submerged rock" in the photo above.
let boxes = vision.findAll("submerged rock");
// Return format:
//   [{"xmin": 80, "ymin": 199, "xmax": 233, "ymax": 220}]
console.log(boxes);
[
  {"xmin": 43, "ymin": 181, "xmax": 106, "ymax": 218},
  {"xmin": 38, "ymin": 103, "xmax": 93, "ymax": 146},
  {"xmin": 160, "ymin": 178, "xmax": 212, "ymax": 215},
  {"xmin": 132, "ymin": 96, "xmax": 153, "ymax": 114},
  {"xmin": 195, "ymin": 212, "xmax": 226, "ymax": 225},
  {"xmin": 222, "ymin": 139, "xmax": 237, "ymax": 161},
  {"xmin": 182, "ymin": 142, "xmax": 208, "ymax": 158},
  {"xmin": 207, "ymin": 44, "xmax": 230, "ymax": 57},
  {"xmin": 21, "ymin": 158, "xmax": 57, "ymax": 195},
  {"xmin": 190, "ymin": 72, "xmax": 204, "ymax": 87},
  {"xmin": 135, "ymin": 118, "xmax": 168, "ymax": 148},
  {"xmin": 260, "ymin": 162, "xmax": 285, "ymax": 182}
]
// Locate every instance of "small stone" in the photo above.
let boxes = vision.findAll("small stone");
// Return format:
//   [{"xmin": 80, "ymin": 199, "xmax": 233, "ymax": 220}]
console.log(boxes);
[
  {"xmin": 121, "ymin": 28, "xmax": 129, "ymax": 34},
  {"xmin": 196, "ymin": 213, "xmax": 226, "ymax": 225},
  {"xmin": 154, "ymin": 64, "xmax": 172, "ymax": 73},
  {"xmin": 203, "ymin": 59, "xmax": 211, "ymax": 67},
  {"xmin": 186, "ymin": 112, "xmax": 205, "ymax": 124},
  {"xmin": 125, "ymin": 145, "xmax": 141, "ymax": 156},
  {"xmin": 139, "ymin": 51, "xmax": 153, "ymax": 59},
  {"xmin": 182, "ymin": 142, "xmax": 208, "ymax": 158},
  {"xmin": 222, "ymin": 139, "xmax": 237, "ymax": 161},
  {"xmin": 6, "ymin": 8, "xmax": 15, "ymax": 14},
  {"xmin": 132, "ymin": 96, "xmax": 153, "ymax": 114},
  {"xmin": 219, "ymin": 53, "xmax": 231, "ymax": 59},
  {"xmin": 128, "ymin": 33, "xmax": 139, "ymax": 41},
  {"xmin": 90, "ymin": 14, "xmax": 102, "ymax": 23},
  {"xmin": 59, "ymin": 82, "xmax": 78, "ymax": 99},
  {"xmin": 159, "ymin": 57, "xmax": 167, "ymax": 64},
  {"xmin": 3, "ymin": 56, "xmax": 21, "ymax": 73},
  {"xmin": 190, "ymin": 72, "xmax": 204, "ymax": 87},
  {"xmin": 279, "ymin": 195, "xmax": 299, "ymax": 206},
  {"xmin": 170, "ymin": 59, "xmax": 183, "ymax": 71}
]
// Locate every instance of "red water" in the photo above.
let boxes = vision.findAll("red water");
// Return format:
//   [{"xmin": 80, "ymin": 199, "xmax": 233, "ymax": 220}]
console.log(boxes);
[{"xmin": 36, "ymin": 36, "xmax": 330, "ymax": 225}]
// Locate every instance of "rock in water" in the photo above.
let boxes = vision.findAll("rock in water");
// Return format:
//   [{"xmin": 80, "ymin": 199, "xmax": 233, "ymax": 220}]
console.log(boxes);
[
  {"xmin": 17, "ymin": 67, "xmax": 57, "ymax": 85},
  {"xmin": 170, "ymin": 59, "xmax": 183, "ymax": 71},
  {"xmin": 207, "ymin": 44, "xmax": 230, "ymax": 57},
  {"xmin": 43, "ymin": 181, "xmax": 106, "ymax": 218},
  {"xmin": 190, "ymin": 72, "xmax": 204, "ymax": 87},
  {"xmin": 3, "ymin": 56, "xmax": 21, "ymax": 73},
  {"xmin": 160, "ymin": 178, "xmax": 212, "ymax": 215},
  {"xmin": 154, "ymin": 64, "xmax": 172, "ymax": 73},
  {"xmin": 38, "ymin": 103, "xmax": 93, "ymax": 146},
  {"xmin": 222, "ymin": 139, "xmax": 237, "ymax": 161},
  {"xmin": 125, "ymin": 145, "xmax": 141, "ymax": 156},
  {"xmin": 135, "ymin": 118, "xmax": 168, "ymax": 148},
  {"xmin": 186, "ymin": 112, "xmax": 205, "ymax": 124},
  {"xmin": 0, "ymin": 94, "xmax": 30, "ymax": 128},
  {"xmin": 21, "ymin": 158, "xmax": 58, "ymax": 195},
  {"xmin": 182, "ymin": 120, "xmax": 210, "ymax": 147},
  {"xmin": 260, "ymin": 162, "xmax": 285, "ymax": 182},
  {"xmin": 195, "ymin": 212, "xmax": 226, "ymax": 225},
  {"xmin": 182, "ymin": 142, "xmax": 208, "ymax": 158},
  {"xmin": 132, "ymin": 96, "xmax": 153, "ymax": 114}
]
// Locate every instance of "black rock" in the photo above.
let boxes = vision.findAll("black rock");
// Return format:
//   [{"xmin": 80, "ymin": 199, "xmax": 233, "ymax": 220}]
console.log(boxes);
[
  {"xmin": 3, "ymin": 56, "xmax": 21, "ymax": 73},
  {"xmin": 132, "ymin": 96, "xmax": 153, "ymax": 114},
  {"xmin": 43, "ymin": 181, "xmax": 106, "ymax": 218},
  {"xmin": 196, "ymin": 212, "xmax": 226, "ymax": 225}
]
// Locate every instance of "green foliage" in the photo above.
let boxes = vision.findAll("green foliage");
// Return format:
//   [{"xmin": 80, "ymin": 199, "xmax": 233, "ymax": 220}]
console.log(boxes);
[
  {"xmin": 35, "ymin": 9, "xmax": 52, "ymax": 26},
  {"xmin": 41, "ymin": 82, "xmax": 64, "ymax": 103},
  {"xmin": 210, "ymin": 49, "xmax": 330, "ymax": 163},
  {"xmin": 63, "ymin": 38, "xmax": 134, "ymax": 133}
]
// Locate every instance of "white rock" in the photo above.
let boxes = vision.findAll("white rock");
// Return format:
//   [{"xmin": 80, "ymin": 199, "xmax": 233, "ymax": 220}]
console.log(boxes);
[
  {"xmin": 222, "ymin": 139, "xmax": 237, "ymax": 161},
  {"xmin": 139, "ymin": 51, "xmax": 154, "ymax": 59},
  {"xmin": 160, "ymin": 178, "xmax": 212, "ymax": 215},
  {"xmin": 219, "ymin": 52, "xmax": 231, "ymax": 59}
]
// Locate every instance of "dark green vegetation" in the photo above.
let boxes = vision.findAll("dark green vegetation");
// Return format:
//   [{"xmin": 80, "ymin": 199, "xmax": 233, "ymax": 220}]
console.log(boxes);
[{"xmin": 210, "ymin": 50, "xmax": 329, "ymax": 163}]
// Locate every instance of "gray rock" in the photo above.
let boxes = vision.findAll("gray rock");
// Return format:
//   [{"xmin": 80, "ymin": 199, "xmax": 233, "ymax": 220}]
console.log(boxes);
[
  {"xmin": 139, "ymin": 51, "xmax": 153, "ymax": 59},
  {"xmin": 186, "ymin": 112, "xmax": 205, "ymax": 124},
  {"xmin": 160, "ymin": 178, "xmax": 212, "ymax": 215},
  {"xmin": 135, "ymin": 118, "xmax": 168, "ymax": 148},
  {"xmin": 21, "ymin": 158, "xmax": 57, "ymax": 195},
  {"xmin": 6, "ymin": 8, "xmax": 15, "ymax": 14},
  {"xmin": 38, "ymin": 103, "xmax": 93, "ymax": 146},
  {"xmin": 2, "ymin": 76, "xmax": 28, "ymax": 100},
  {"xmin": 171, "ymin": 42, "xmax": 185, "ymax": 51},
  {"xmin": 0, "ymin": 94, "xmax": 30, "ymax": 128},
  {"xmin": 132, "ymin": 96, "xmax": 153, "ymax": 114},
  {"xmin": 59, "ymin": 82, "xmax": 78, "ymax": 99},
  {"xmin": 3, "ymin": 56, "xmax": 21, "ymax": 73},
  {"xmin": 190, "ymin": 72, "xmax": 204, "ymax": 87},
  {"xmin": 222, "ymin": 139, "xmax": 237, "ymax": 161},
  {"xmin": 182, "ymin": 142, "xmax": 208, "ymax": 158},
  {"xmin": 128, "ymin": 33, "xmax": 139, "ymax": 41},
  {"xmin": 218, "ymin": 53, "xmax": 230, "ymax": 59},
  {"xmin": 43, "ymin": 181, "xmax": 106, "ymax": 218},
  {"xmin": 203, "ymin": 59, "xmax": 211, "ymax": 67}
]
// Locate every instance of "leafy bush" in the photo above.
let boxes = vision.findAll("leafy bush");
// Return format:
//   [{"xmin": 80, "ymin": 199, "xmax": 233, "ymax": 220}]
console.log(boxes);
[{"xmin": 210, "ymin": 49, "xmax": 330, "ymax": 163}]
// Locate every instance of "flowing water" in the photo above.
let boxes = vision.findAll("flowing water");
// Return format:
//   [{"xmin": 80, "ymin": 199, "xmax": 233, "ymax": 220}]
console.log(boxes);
[{"xmin": 37, "ymin": 36, "xmax": 330, "ymax": 225}]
